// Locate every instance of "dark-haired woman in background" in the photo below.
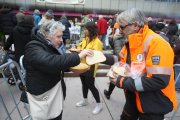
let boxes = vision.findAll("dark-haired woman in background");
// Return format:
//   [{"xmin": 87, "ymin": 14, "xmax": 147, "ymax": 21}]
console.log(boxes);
[{"xmin": 75, "ymin": 22, "xmax": 103, "ymax": 114}]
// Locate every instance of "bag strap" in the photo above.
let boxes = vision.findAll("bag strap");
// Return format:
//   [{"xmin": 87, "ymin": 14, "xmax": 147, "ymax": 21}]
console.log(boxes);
[
  {"xmin": 125, "ymin": 42, "xmax": 131, "ymax": 64},
  {"xmin": 60, "ymin": 71, "xmax": 66, "ymax": 100}
]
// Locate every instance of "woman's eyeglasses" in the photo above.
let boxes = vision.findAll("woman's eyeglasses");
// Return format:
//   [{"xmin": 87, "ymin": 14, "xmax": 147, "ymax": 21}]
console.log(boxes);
[{"xmin": 120, "ymin": 23, "xmax": 132, "ymax": 30}]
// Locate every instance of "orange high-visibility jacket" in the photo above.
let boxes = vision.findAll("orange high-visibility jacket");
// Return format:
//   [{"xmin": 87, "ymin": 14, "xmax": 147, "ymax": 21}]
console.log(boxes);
[
  {"xmin": 117, "ymin": 25, "xmax": 177, "ymax": 114},
  {"xmin": 112, "ymin": 22, "xmax": 120, "ymax": 36}
]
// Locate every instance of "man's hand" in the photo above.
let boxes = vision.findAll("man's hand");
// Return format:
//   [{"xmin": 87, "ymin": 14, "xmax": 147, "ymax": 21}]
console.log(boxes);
[{"xmin": 108, "ymin": 67, "xmax": 118, "ymax": 84}]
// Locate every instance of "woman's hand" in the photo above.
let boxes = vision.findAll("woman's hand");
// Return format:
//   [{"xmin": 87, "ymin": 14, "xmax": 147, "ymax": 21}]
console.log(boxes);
[{"xmin": 78, "ymin": 49, "xmax": 94, "ymax": 59}]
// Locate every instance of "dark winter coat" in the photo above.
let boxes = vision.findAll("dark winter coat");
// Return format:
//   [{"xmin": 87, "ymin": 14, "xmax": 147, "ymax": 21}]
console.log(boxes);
[
  {"xmin": 167, "ymin": 23, "xmax": 178, "ymax": 37},
  {"xmin": 167, "ymin": 22, "xmax": 178, "ymax": 45},
  {"xmin": 60, "ymin": 18, "xmax": 71, "ymax": 39},
  {"xmin": 113, "ymin": 37, "xmax": 125, "ymax": 58},
  {"xmin": 0, "ymin": 8, "xmax": 16, "ymax": 35},
  {"xmin": 24, "ymin": 33, "xmax": 80, "ymax": 96},
  {"xmin": 169, "ymin": 35, "xmax": 179, "ymax": 48},
  {"xmin": 174, "ymin": 40, "xmax": 180, "ymax": 64},
  {"xmin": 4, "ymin": 22, "xmax": 33, "ymax": 62}
]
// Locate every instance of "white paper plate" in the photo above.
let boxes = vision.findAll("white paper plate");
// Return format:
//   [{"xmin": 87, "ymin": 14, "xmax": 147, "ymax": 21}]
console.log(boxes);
[{"xmin": 86, "ymin": 50, "xmax": 106, "ymax": 65}]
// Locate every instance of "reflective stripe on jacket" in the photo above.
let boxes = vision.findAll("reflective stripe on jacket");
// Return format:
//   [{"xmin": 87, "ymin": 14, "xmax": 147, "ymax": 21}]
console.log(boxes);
[{"xmin": 118, "ymin": 25, "xmax": 177, "ymax": 114}]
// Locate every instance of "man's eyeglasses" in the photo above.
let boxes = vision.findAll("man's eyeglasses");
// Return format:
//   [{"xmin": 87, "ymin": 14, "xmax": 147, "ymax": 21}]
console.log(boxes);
[{"xmin": 120, "ymin": 23, "xmax": 132, "ymax": 30}]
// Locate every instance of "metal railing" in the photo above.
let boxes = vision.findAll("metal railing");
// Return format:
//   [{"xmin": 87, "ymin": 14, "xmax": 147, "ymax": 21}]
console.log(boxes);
[{"xmin": 0, "ymin": 59, "xmax": 31, "ymax": 120}]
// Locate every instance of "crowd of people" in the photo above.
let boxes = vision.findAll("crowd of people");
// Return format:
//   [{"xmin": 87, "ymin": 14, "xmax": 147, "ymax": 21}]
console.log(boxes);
[{"xmin": 0, "ymin": 3, "xmax": 180, "ymax": 120}]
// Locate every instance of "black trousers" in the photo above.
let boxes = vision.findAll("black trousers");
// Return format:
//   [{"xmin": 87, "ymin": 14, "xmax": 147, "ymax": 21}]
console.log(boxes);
[
  {"xmin": 121, "ymin": 113, "xmax": 164, "ymax": 120},
  {"xmin": 120, "ymin": 91, "xmax": 164, "ymax": 120},
  {"xmin": 120, "ymin": 90, "xmax": 139, "ymax": 120},
  {"xmin": 80, "ymin": 75, "xmax": 100, "ymax": 103},
  {"xmin": 139, "ymin": 113, "xmax": 164, "ymax": 120},
  {"xmin": 107, "ymin": 82, "xmax": 115, "ymax": 96}
]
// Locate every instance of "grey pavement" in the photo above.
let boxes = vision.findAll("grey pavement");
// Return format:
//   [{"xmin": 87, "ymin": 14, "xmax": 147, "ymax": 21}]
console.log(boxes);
[{"xmin": 0, "ymin": 77, "xmax": 180, "ymax": 120}]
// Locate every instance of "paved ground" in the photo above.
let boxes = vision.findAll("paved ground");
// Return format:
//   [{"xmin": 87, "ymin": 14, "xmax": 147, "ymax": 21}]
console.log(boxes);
[{"xmin": 0, "ymin": 77, "xmax": 180, "ymax": 120}]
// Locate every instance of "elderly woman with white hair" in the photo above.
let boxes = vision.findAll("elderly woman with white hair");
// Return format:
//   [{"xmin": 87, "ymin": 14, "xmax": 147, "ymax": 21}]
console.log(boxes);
[{"xmin": 24, "ymin": 20, "xmax": 93, "ymax": 120}]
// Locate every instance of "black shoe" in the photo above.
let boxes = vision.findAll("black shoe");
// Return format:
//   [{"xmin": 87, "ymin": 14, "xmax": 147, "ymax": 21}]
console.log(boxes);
[
  {"xmin": 104, "ymin": 89, "xmax": 110, "ymax": 99},
  {"xmin": 176, "ymin": 88, "xmax": 180, "ymax": 93},
  {"xmin": 20, "ymin": 91, "xmax": 28, "ymax": 104}
]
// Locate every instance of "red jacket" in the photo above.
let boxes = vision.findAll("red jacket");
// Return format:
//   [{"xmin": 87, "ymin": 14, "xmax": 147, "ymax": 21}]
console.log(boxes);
[{"xmin": 97, "ymin": 18, "xmax": 108, "ymax": 35}]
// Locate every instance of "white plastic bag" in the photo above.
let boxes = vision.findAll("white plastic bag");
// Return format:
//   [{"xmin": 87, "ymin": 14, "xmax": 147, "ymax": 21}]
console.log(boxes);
[
  {"xmin": 107, "ymin": 61, "xmax": 145, "ymax": 79},
  {"xmin": 107, "ymin": 62, "xmax": 131, "ymax": 78},
  {"xmin": 105, "ymin": 35, "xmax": 109, "ymax": 46},
  {"xmin": 130, "ymin": 61, "xmax": 145, "ymax": 79}
]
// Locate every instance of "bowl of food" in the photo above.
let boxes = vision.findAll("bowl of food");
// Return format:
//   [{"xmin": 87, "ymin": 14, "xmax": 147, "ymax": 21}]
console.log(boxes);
[
  {"xmin": 107, "ymin": 66, "xmax": 126, "ymax": 78},
  {"xmin": 70, "ymin": 63, "xmax": 90, "ymax": 74},
  {"xmin": 69, "ymin": 48, "xmax": 82, "ymax": 53}
]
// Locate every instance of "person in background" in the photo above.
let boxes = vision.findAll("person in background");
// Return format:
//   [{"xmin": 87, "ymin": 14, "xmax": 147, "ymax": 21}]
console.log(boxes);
[
  {"xmin": 4, "ymin": 14, "xmax": 34, "ymax": 63},
  {"xmin": 16, "ymin": 6, "xmax": 25, "ymax": 23},
  {"xmin": 109, "ymin": 8, "xmax": 177, "ymax": 120},
  {"xmin": 70, "ymin": 18, "xmax": 80, "ymax": 44},
  {"xmin": 113, "ymin": 28, "xmax": 126, "ymax": 57},
  {"xmin": 24, "ymin": 20, "xmax": 93, "ymax": 120},
  {"xmin": 97, "ymin": 15, "xmax": 108, "ymax": 50},
  {"xmin": 45, "ymin": 9, "xmax": 54, "ymax": 20},
  {"xmin": 167, "ymin": 19, "xmax": 179, "ymax": 48},
  {"xmin": 173, "ymin": 36, "xmax": 180, "ymax": 92},
  {"xmin": 33, "ymin": 9, "xmax": 41, "ymax": 34},
  {"xmin": 88, "ymin": 13, "xmax": 94, "ymax": 22},
  {"xmin": 75, "ymin": 22, "xmax": 103, "ymax": 114},
  {"xmin": 147, "ymin": 17, "xmax": 156, "ymax": 32},
  {"xmin": 60, "ymin": 15, "xmax": 71, "ymax": 45},
  {"xmin": 104, "ymin": 82, "xmax": 115, "ymax": 100},
  {"xmin": 38, "ymin": 9, "xmax": 54, "ymax": 29},
  {"xmin": 104, "ymin": 15, "xmax": 123, "ymax": 100},
  {"xmin": 112, "ymin": 21, "xmax": 120, "ymax": 37},
  {"xmin": 78, "ymin": 13, "xmax": 90, "ymax": 39},
  {"xmin": 155, "ymin": 18, "xmax": 169, "ymax": 42},
  {"xmin": 109, "ymin": 15, "xmax": 120, "ymax": 49},
  {"xmin": 108, "ymin": 18, "xmax": 113, "ymax": 28},
  {"xmin": 104, "ymin": 28, "xmax": 126, "ymax": 100},
  {"xmin": 0, "ymin": 3, "xmax": 16, "ymax": 37}
]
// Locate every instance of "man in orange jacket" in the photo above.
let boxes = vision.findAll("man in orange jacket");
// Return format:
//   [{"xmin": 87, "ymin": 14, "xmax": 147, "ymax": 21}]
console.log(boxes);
[{"xmin": 109, "ymin": 8, "xmax": 177, "ymax": 120}]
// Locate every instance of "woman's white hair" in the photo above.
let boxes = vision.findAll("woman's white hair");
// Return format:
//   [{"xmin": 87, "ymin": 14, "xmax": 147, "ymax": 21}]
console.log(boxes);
[
  {"xmin": 117, "ymin": 8, "xmax": 148, "ymax": 27},
  {"xmin": 38, "ymin": 20, "xmax": 65, "ymax": 37}
]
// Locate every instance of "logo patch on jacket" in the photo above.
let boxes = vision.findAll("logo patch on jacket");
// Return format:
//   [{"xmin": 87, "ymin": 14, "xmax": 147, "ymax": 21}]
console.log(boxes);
[
  {"xmin": 137, "ymin": 54, "xmax": 143, "ymax": 62},
  {"xmin": 151, "ymin": 56, "xmax": 160, "ymax": 65}
]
